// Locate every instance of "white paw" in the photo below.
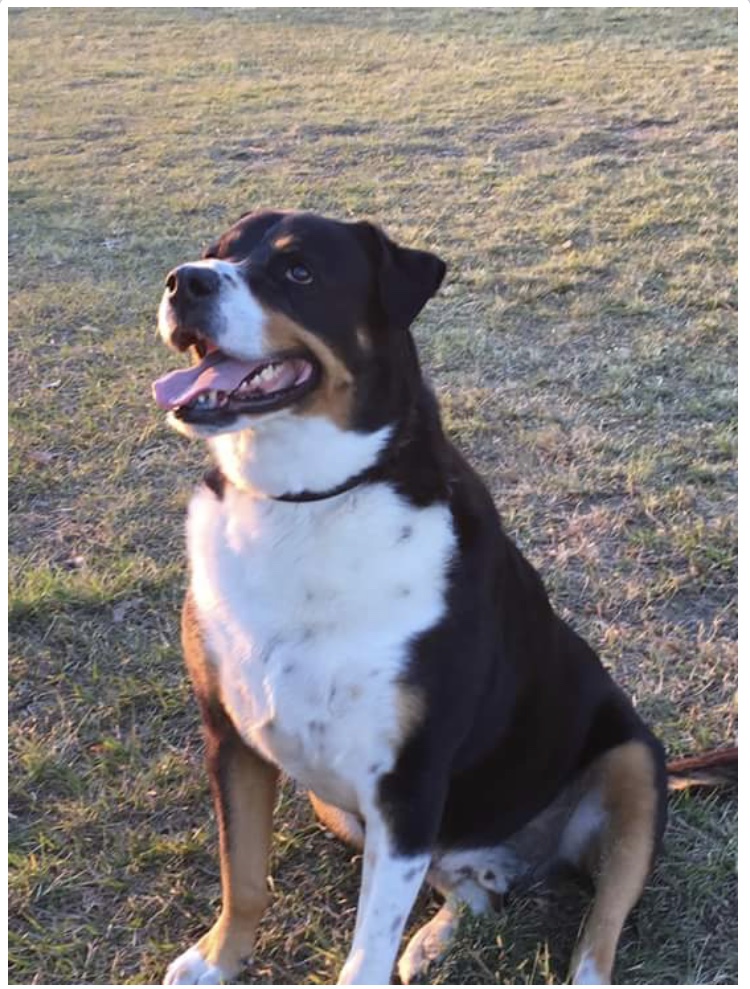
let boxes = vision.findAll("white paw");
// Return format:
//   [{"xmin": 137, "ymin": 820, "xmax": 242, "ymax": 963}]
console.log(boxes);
[
  {"xmin": 397, "ymin": 908, "xmax": 458, "ymax": 985},
  {"xmin": 573, "ymin": 954, "xmax": 607, "ymax": 985},
  {"xmin": 164, "ymin": 946, "xmax": 228, "ymax": 985}
]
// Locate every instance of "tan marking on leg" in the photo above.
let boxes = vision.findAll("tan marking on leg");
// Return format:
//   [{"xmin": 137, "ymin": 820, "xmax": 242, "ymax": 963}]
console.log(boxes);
[
  {"xmin": 198, "ymin": 743, "xmax": 278, "ymax": 976},
  {"xmin": 570, "ymin": 740, "xmax": 661, "ymax": 985},
  {"xmin": 262, "ymin": 310, "xmax": 356, "ymax": 427},
  {"xmin": 181, "ymin": 592, "xmax": 279, "ymax": 978}
]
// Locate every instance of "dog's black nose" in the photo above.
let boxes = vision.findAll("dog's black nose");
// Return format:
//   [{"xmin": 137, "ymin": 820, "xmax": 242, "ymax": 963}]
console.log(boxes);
[{"xmin": 165, "ymin": 264, "xmax": 220, "ymax": 303}]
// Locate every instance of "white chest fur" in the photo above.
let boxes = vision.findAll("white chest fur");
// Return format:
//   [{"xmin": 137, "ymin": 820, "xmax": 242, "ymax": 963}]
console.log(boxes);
[{"xmin": 187, "ymin": 481, "xmax": 456, "ymax": 814}]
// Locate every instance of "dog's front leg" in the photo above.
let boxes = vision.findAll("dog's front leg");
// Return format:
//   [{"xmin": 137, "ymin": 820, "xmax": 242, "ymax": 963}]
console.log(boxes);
[
  {"xmin": 164, "ymin": 710, "xmax": 278, "ymax": 985},
  {"xmin": 337, "ymin": 813, "xmax": 431, "ymax": 986}
]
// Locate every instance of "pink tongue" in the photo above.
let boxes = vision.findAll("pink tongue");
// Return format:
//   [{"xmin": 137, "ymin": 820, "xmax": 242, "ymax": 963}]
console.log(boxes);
[{"xmin": 152, "ymin": 351, "xmax": 269, "ymax": 410}]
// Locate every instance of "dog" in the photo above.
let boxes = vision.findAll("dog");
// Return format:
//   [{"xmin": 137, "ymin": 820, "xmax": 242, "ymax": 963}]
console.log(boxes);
[{"xmin": 153, "ymin": 209, "xmax": 667, "ymax": 985}]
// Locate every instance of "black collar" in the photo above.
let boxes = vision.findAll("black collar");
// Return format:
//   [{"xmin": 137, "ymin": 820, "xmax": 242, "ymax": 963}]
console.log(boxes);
[
  {"xmin": 203, "ymin": 462, "xmax": 385, "ymax": 503},
  {"xmin": 270, "ymin": 462, "xmax": 387, "ymax": 502},
  {"xmin": 203, "ymin": 417, "xmax": 413, "ymax": 504}
]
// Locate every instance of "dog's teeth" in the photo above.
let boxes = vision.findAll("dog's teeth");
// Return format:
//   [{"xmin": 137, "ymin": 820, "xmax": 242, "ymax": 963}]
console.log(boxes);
[{"xmin": 257, "ymin": 365, "xmax": 278, "ymax": 382}]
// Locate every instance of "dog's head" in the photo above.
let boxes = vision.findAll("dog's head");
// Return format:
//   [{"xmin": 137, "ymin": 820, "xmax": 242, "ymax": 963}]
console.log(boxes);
[{"xmin": 153, "ymin": 210, "xmax": 445, "ymax": 441}]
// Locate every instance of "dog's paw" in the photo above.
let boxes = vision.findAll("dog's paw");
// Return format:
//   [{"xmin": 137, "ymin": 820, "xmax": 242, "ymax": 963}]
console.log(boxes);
[
  {"xmin": 572, "ymin": 953, "xmax": 608, "ymax": 985},
  {"xmin": 163, "ymin": 946, "xmax": 228, "ymax": 985},
  {"xmin": 397, "ymin": 907, "xmax": 459, "ymax": 985}
]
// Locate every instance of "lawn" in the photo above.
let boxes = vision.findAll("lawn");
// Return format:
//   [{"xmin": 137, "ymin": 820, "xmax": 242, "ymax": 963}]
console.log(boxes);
[{"xmin": 8, "ymin": 8, "xmax": 737, "ymax": 985}]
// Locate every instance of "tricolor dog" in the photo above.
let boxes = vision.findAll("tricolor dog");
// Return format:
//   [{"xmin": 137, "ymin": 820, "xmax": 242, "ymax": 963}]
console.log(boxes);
[{"xmin": 153, "ymin": 209, "xmax": 667, "ymax": 985}]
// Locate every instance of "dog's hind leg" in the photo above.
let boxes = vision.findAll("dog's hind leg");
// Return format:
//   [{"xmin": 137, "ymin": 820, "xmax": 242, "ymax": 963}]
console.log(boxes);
[
  {"xmin": 398, "ymin": 873, "xmax": 492, "ymax": 985},
  {"xmin": 564, "ymin": 739, "xmax": 665, "ymax": 986},
  {"xmin": 309, "ymin": 791, "xmax": 365, "ymax": 851}
]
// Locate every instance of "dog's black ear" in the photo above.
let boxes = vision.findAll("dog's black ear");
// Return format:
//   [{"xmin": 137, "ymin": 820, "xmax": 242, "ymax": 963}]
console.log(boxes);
[{"xmin": 355, "ymin": 221, "xmax": 446, "ymax": 331}]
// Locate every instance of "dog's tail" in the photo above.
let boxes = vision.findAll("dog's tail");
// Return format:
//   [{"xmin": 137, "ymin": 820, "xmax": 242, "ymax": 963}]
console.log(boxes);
[{"xmin": 666, "ymin": 745, "xmax": 737, "ymax": 791}]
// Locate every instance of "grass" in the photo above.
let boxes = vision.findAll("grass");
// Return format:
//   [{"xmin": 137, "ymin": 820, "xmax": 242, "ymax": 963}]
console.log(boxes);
[{"xmin": 8, "ymin": 8, "xmax": 737, "ymax": 985}]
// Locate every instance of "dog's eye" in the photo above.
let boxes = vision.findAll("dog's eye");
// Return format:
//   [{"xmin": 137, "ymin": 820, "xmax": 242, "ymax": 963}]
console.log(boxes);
[{"xmin": 285, "ymin": 263, "xmax": 313, "ymax": 285}]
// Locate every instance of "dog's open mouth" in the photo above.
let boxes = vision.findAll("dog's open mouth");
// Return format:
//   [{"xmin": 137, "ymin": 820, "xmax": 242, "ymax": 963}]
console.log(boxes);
[{"xmin": 152, "ymin": 348, "xmax": 319, "ymax": 423}]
